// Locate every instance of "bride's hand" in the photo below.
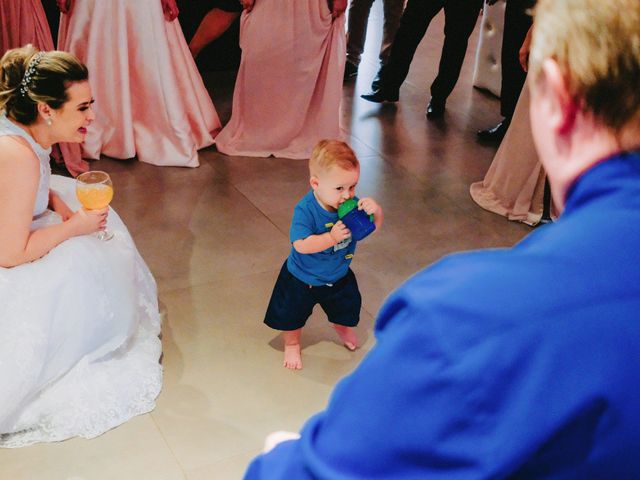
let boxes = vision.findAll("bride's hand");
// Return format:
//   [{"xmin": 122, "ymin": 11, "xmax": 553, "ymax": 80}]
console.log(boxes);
[{"xmin": 67, "ymin": 207, "xmax": 108, "ymax": 237}]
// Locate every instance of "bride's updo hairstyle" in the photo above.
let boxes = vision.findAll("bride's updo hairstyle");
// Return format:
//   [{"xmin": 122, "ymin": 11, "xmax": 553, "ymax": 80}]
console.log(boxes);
[{"xmin": 0, "ymin": 44, "xmax": 88, "ymax": 125}]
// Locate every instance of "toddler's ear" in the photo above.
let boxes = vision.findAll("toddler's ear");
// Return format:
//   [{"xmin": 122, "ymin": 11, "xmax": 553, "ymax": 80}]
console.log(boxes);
[{"xmin": 310, "ymin": 175, "xmax": 319, "ymax": 190}]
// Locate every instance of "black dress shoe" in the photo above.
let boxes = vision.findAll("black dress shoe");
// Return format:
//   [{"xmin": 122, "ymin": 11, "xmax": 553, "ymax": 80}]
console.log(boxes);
[
  {"xmin": 426, "ymin": 98, "xmax": 445, "ymax": 119},
  {"xmin": 343, "ymin": 61, "xmax": 358, "ymax": 81},
  {"xmin": 477, "ymin": 119, "xmax": 510, "ymax": 142},
  {"xmin": 361, "ymin": 88, "xmax": 399, "ymax": 103}
]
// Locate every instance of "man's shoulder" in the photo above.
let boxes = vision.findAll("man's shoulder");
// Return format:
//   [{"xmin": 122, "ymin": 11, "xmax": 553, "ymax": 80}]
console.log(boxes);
[{"xmin": 376, "ymin": 247, "xmax": 547, "ymax": 335}]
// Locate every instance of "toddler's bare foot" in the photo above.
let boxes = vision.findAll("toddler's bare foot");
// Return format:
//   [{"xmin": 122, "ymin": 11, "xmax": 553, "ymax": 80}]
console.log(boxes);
[
  {"xmin": 284, "ymin": 344, "xmax": 302, "ymax": 370},
  {"xmin": 333, "ymin": 325, "xmax": 358, "ymax": 351}
]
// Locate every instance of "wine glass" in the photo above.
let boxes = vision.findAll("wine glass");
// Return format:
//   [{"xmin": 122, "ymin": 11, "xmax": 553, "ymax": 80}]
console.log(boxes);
[{"xmin": 76, "ymin": 170, "xmax": 114, "ymax": 241}]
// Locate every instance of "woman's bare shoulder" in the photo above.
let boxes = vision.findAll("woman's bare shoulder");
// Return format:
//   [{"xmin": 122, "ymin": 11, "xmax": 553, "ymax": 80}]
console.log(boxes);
[{"xmin": 0, "ymin": 135, "xmax": 40, "ymax": 174}]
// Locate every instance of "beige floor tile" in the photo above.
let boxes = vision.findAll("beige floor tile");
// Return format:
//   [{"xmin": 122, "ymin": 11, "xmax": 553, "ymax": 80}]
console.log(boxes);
[{"xmin": 0, "ymin": 415, "xmax": 185, "ymax": 480}]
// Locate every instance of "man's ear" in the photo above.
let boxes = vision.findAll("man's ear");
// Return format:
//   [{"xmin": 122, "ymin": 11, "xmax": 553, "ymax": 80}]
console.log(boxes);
[
  {"xmin": 541, "ymin": 58, "xmax": 579, "ymax": 134},
  {"xmin": 310, "ymin": 175, "xmax": 319, "ymax": 190}
]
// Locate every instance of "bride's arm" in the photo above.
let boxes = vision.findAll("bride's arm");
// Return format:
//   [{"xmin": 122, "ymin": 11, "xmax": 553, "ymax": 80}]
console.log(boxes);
[{"xmin": 0, "ymin": 140, "xmax": 106, "ymax": 268}]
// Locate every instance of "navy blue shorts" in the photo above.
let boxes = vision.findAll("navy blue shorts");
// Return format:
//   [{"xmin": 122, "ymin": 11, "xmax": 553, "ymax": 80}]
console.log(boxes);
[{"xmin": 264, "ymin": 262, "xmax": 362, "ymax": 331}]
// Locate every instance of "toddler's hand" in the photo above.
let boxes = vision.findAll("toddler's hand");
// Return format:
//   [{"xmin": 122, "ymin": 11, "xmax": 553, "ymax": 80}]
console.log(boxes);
[
  {"xmin": 358, "ymin": 197, "xmax": 381, "ymax": 216},
  {"xmin": 67, "ymin": 207, "xmax": 108, "ymax": 237},
  {"xmin": 330, "ymin": 220, "xmax": 351, "ymax": 244}
]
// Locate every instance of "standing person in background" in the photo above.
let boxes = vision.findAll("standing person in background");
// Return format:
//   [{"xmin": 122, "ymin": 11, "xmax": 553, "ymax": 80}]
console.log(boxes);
[
  {"xmin": 1, "ymin": 0, "xmax": 88, "ymax": 176},
  {"xmin": 343, "ymin": 0, "xmax": 404, "ymax": 83},
  {"xmin": 215, "ymin": 0, "xmax": 347, "ymax": 159},
  {"xmin": 477, "ymin": 0, "xmax": 535, "ymax": 142},
  {"xmin": 360, "ymin": 0, "xmax": 483, "ymax": 120},
  {"xmin": 57, "ymin": 0, "xmax": 221, "ymax": 168},
  {"xmin": 187, "ymin": 0, "xmax": 243, "ymax": 60},
  {"xmin": 470, "ymin": 25, "xmax": 553, "ymax": 226},
  {"xmin": 244, "ymin": 0, "xmax": 640, "ymax": 476}
]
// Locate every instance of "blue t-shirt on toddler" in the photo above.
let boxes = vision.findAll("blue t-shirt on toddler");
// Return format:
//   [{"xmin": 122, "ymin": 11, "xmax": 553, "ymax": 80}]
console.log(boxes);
[{"xmin": 287, "ymin": 190, "xmax": 357, "ymax": 286}]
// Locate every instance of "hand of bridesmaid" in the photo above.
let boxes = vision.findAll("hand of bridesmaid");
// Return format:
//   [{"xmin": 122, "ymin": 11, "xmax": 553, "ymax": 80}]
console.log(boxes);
[
  {"xmin": 329, "ymin": 0, "xmax": 347, "ymax": 19},
  {"xmin": 161, "ymin": 0, "xmax": 180, "ymax": 22},
  {"xmin": 240, "ymin": 0, "xmax": 256, "ymax": 13},
  {"xmin": 56, "ymin": 0, "xmax": 74, "ymax": 14}
]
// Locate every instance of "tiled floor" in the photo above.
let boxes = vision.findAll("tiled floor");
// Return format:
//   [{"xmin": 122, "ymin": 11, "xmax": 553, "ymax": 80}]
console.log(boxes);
[{"xmin": 0, "ymin": 6, "xmax": 531, "ymax": 479}]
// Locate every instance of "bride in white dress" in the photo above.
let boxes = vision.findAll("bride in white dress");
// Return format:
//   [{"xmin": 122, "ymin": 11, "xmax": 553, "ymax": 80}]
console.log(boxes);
[{"xmin": 0, "ymin": 45, "xmax": 162, "ymax": 448}]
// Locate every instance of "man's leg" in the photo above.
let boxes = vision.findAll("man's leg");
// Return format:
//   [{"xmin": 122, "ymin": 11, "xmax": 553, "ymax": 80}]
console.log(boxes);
[
  {"xmin": 478, "ymin": 0, "xmax": 533, "ymax": 140},
  {"xmin": 428, "ymin": 0, "xmax": 483, "ymax": 114},
  {"xmin": 378, "ymin": 0, "xmax": 405, "ymax": 66},
  {"xmin": 189, "ymin": 8, "xmax": 240, "ymax": 58},
  {"xmin": 346, "ymin": 0, "xmax": 377, "ymax": 78},
  {"xmin": 362, "ymin": 0, "xmax": 444, "ymax": 101},
  {"xmin": 500, "ymin": 0, "xmax": 534, "ymax": 119}
]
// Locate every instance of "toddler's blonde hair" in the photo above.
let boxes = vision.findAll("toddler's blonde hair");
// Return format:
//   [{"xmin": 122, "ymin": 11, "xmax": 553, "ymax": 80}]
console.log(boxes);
[
  {"xmin": 529, "ymin": 0, "xmax": 640, "ymax": 134},
  {"xmin": 309, "ymin": 140, "xmax": 359, "ymax": 176}
]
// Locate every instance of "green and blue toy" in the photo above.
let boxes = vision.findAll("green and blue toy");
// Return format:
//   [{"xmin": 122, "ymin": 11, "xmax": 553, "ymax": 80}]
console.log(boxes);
[{"xmin": 338, "ymin": 197, "xmax": 376, "ymax": 241}]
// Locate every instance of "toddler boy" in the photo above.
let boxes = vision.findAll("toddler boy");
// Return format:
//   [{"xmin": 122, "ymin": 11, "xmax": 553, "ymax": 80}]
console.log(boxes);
[{"xmin": 264, "ymin": 140, "xmax": 383, "ymax": 369}]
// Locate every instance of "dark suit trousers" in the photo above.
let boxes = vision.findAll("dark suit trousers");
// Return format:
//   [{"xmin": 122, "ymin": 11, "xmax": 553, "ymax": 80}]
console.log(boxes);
[
  {"xmin": 500, "ymin": 0, "xmax": 535, "ymax": 119},
  {"xmin": 378, "ymin": 0, "xmax": 482, "ymax": 101}
]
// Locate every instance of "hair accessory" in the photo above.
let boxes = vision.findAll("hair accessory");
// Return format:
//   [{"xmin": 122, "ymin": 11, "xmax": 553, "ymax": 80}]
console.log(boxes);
[{"xmin": 19, "ymin": 52, "xmax": 46, "ymax": 98}]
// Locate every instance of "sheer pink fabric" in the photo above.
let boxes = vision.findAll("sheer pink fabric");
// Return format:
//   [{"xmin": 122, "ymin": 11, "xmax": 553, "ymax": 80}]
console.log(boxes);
[
  {"xmin": 58, "ymin": 0, "xmax": 221, "ymax": 168},
  {"xmin": 0, "ymin": 0, "xmax": 88, "ymax": 176},
  {"xmin": 215, "ymin": 0, "xmax": 346, "ymax": 159},
  {"xmin": 470, "ymin": 84, "xmax": 549, "ymax": 226}
]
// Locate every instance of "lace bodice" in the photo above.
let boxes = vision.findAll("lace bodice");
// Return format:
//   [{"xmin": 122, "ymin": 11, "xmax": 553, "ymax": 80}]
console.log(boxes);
[{"xmin": 0, "ymin": 113, "xmax": 52, "ymax": 217}]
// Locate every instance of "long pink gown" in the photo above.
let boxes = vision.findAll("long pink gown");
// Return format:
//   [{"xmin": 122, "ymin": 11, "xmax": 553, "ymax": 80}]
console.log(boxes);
[
  {"xmin": 469, "ymin": 83, "xmax": 550, "ymax": 226},
  {"xmin": 215, "ymin": 0, "xmax": 346, "ymax": 159},
  {"xmin": 58, "ymin": 0, "xmax": 221, "ymax": 168},
  {"xmin": 0, "ymin": 0, "xmax": 88, "ymax": 176}
]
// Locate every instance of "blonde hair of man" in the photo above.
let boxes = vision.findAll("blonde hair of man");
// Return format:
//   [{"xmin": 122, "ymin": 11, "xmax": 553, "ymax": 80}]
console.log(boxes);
[
  {"xmin": 309, "ymin": 140, "xmax": 359, "ymax": 177},
  {"xmin": 529, "ymin": 0, "xmax": 640, "ymax": 134}
]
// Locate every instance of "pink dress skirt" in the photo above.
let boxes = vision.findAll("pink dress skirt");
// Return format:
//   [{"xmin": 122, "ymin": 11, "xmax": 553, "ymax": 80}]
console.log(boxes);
[
  {"xmin": 58, "ymin": 0, "xmax": 221, "ymax": 168},
  {"xmin": 215, "ymin": 0, "xmax": 346, "ymax": 159},
  {"xmin": 469, "ymin": 83, "xmax": 551, "ymax": 226},
  {"xmin": 0, "ymin": 0, "xmax": 88, "ymax": 176}
]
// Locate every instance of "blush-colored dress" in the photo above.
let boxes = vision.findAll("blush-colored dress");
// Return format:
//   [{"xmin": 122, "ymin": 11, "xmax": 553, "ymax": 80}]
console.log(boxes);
[
  {"xmin": 0, "ymin": 114, "xmax": 163, "ymax": 448},
  {"xmin": 58, "ymin": 0, "xmax": 221, "ymax": 168},
  {"xmin": 470, "ymin": 83, "xmax": 548, "ymax": 226},
  {"xmin": 0, "ymin": 0, "xmax": 88, "ymax": 176},
  {"xmin": 215, "ymin": 0, "xmax": 346, "ymax": 159}
]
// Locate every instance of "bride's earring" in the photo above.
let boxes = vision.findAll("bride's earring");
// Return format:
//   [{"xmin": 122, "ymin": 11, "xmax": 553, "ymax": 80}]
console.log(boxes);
[{"xmin": 45, "ymin": 117, "xmax": 52, "ymax": 126}]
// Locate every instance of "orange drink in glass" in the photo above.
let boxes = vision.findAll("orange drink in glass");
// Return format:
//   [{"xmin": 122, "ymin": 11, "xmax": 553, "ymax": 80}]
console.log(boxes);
[{"xmin": 76, "ymin": 171, "xmax": 114, "ymax": 241}]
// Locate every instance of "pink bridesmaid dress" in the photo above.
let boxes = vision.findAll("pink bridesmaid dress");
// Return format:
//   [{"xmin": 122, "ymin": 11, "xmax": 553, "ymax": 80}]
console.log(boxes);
[
  {"xmin": 215, "ymin": 0, "xmax": 346, "ymax": 159},
  {"xmin": 469, "ymin": 83, "xmax": 551, "ymax": 226},
  {"xmin": 58, "ymin": 0, "xmax": 221, "ymax": 168},
  {"xmin": 0, "ymin": 0, "xmax": 88, "ymax": 176}
]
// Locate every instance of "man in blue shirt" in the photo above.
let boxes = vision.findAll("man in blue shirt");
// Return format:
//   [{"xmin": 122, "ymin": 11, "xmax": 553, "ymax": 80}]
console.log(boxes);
[{"xmin": 247, "ymin": 0, "xmax": 640, "ymax": 477}]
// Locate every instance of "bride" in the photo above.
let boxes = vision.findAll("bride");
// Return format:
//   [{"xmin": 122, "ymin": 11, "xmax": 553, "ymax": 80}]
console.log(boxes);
[{"xmin": 0, "ymin": 45, "xmax": 162, "ymax": 448}]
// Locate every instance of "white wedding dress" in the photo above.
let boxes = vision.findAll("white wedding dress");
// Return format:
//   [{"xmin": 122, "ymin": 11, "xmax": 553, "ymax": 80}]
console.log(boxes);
[{"xmin": 0, "ymin": 115, "xmax": 163, "ymax": 448}]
